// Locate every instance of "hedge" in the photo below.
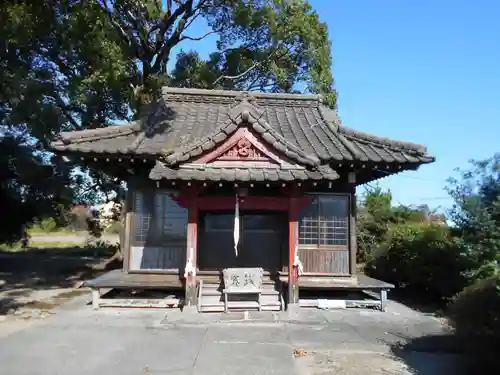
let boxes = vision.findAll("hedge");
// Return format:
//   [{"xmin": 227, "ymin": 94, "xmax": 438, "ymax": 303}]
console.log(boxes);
[{"xmin": 365, "ymin": 222, "xmax": 469, "ymax": 301}]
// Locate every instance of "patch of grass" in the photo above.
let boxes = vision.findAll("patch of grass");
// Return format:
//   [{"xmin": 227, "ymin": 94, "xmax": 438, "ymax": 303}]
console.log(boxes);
[
  {"xmin": 0, "ymin": 241, "xmax": 118, "ymax": 259},
  {"xmin": 32, "ymin": 241, "xmax": 83, "ymax": 248},
  {"xmin": 22, "ymin": 300, "xmax": 58, "ymax": 310},
  {"xmin": 27, "ymin": 228, "xmax": 78, "ymax": 236}
]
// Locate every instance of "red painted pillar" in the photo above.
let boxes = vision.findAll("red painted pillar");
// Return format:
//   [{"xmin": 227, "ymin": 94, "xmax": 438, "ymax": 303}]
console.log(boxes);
[
  {"xmin": 185, "ymin": 197, "xmax": 198, "ymax": 309},
  {"xmin": 288, "ymin": 197, "xmax": 299, "ymax": 305}
]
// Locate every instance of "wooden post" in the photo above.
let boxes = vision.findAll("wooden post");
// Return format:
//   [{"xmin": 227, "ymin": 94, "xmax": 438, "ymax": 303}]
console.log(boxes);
[
  {"xmin": 288, "ymin": 197, "xmax": 299, "ymax": 306},
  {"xmin": 91, "ymin": 288, "xmax": 100, "ymax": 310},
  {"xmin": 380, "ymin": 289, "xmax": 388, "ymax": 312},
  {"xmin": 348, "ymin": 172, "xmax": 358, "ymax": 276},
  {"xmin": 185, "ymin": 197, "xmax": 198, "ymax": 310},
  {"xmin": 122, "ymin": 184, "xmax": 134, "ymax": 272}
]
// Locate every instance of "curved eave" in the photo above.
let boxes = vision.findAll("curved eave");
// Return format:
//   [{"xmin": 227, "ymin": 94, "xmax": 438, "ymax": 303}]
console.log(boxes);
[
  {"xmin": 149, "ymin": 161, "xmax": 339, "ymax": 182},
  {"xmin": 336, "ymin": 126, "xmax": 434, "ymax": 165},
  {"xmin": 354, "ymin": 161, "xmax": 433, "ymax": 186}
]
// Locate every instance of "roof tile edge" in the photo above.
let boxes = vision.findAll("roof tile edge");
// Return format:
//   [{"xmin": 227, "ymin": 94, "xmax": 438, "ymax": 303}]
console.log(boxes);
[{"xmin": 161, "ymin": 86, "xmax": 321, "ymax": 102}]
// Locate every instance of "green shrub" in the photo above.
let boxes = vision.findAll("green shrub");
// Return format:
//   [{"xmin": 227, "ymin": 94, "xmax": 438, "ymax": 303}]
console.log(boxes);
[
  {"xmin": 365, "ymin": 222, "xmax": 469, "ymax": 301},
  {"xmin": 39, "ymin": 217, "xmax": 58, "ymax": 232},
  {"xmin": 84, "ymin": 238, "xmax": 119, "ymax": 257},
  {"xmin": 105, "ymin": 221, "xmax": 123, "ymax": 234},
  {"xmin": 448, "ymin": 276, "xmax": 500, "ymax": 370},
  {"xmin": 449, "ymin": 276, "xmax": 500, "ymax": 338}
]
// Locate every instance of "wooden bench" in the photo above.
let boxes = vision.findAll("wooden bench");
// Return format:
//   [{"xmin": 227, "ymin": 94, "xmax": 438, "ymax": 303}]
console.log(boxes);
[{"xmin": 222, "ymin": 268, "xmax": 264, "ymax": 312}]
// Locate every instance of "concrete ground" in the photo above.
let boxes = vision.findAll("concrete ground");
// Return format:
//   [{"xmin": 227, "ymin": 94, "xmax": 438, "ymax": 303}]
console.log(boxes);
[{"xmin": 0, "ymin": 295, "xmax": 463, "ymax": 375}]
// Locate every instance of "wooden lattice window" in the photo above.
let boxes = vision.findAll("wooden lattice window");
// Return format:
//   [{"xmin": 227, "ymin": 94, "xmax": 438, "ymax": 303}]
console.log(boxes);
[
  {"xmin": 133, "ymin": 191, "xmax": 152, "ymax": 244},
  {"xmin": 132, "ymin": 189, "xmax": 187, "ymax": 245},
  {"xmin": 299, "ymin": 195, "xmax": 349, "ymax": 247}
]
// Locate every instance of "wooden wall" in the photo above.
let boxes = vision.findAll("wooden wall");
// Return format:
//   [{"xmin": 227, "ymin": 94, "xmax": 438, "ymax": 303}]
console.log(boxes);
[
  {"xmin": 297, "ymin": 194, "xmax": 351, "ymax": 276},
  {"xmin": 127, "ymin": 187, "xmax": 188, "ymax": 272},
  {"xmin": 298, "ymin": 247, "xmax": 350, "ymax": 275},
  {"xmin": 124, "ymin": 185, "xmax": 353, "ymax": 276}
]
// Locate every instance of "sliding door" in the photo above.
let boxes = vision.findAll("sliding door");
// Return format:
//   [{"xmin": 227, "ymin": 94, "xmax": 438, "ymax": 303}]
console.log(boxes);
[
  {"xmin": 129, "ymin": 189, "xmax": 187, "ymax": 272},
  {"xmin": 298, "ymin": 194, "xmax": 350, "ymax": 275}
]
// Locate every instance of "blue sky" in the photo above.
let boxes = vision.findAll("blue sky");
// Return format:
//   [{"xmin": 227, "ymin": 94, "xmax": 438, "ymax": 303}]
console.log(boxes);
[
  {"xmin": 319, "ymin": 0, "xmax": 500, "ymax": 210},
  {"xmin": 169, "ymin": 0, "xmax": 500, "ymax": 211}
]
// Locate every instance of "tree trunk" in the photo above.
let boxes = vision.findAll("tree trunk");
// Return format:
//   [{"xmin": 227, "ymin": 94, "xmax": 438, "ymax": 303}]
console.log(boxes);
[
  {"xmin": 104, "ymin": 204, "xmax": 126, "ymax": 268},
  {"xmin": 104, "ymin": 248, "xmax": 123, "ymax": 270}
]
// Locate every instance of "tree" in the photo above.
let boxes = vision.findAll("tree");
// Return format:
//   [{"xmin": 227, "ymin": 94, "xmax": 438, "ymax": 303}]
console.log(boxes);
[
  {"xmin": 0, "ymin": 135, "xmax": 70, "ymax": 243},
  {"xmin": 1, "ymin": 0, "xmax": 336, "ymax": 244},
  {"xmin": 1, "ymin": 1, "xmax": 129, "ymax": 242},
  {"xmin": 100, "ymin": 0, "xmax": 337, "ymax": 112},
  {"xmin": 357, "ymin": 186, "xmax": 443, "ymax": 263},
  {"xmin": 357, "ymin": 187, "xmax": 394, "ymax": 262},
  {"xmin": 447, "ymin": 154, "xmax": 500, "ymax": 280}
]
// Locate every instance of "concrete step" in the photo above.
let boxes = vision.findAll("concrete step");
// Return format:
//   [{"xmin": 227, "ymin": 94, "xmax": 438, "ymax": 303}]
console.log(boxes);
[
  {"xmin": 227, "ymin": 301, "xmax": 260, "ymax": 309},
  {"xmin": 200, "ymin": 289, "xmax": 223, "ymax": 296},
  {"xmin": 200, "ymin": 289, "xmax": 281, "ymax": 296},
  {"xmin": 198, "ymin": 304, "xmax": 281, "ymax": 313},
  {"xmin": 201, "ymin": 282, "xmax": 279, "ymax": 288},
  {"xmin": 198, "ymin": 279, "xmax": 284, "ymax": 313},
  {"xmin": 199, "ymin": 295, "xmax": 223, "ymax": 305},
  {"xmin": 200, "ymin": 282, "xmax": 281, "ymax": 289},
  {"xmin": 198, "ymin": 295, "xmax": 282, "ymax": 307}
]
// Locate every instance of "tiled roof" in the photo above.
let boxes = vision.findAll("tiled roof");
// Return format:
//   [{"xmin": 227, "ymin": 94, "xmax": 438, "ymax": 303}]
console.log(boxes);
[
  {"xmin": 338, "ymin": 126, "xmax": 433, "ymax": 164},
  {"xmin": 149, "ymin": 162, "xmax": 339, "ymax": 181},
  {"xmin": 51, "ymin": 87, "xmax": 434, "ymax": 182}
]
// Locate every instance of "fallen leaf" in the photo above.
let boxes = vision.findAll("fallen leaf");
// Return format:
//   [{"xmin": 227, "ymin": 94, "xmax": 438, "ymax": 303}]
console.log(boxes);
[{"xmin": 294, "ymin": 348, "xmax": 307, "ymax": 357}]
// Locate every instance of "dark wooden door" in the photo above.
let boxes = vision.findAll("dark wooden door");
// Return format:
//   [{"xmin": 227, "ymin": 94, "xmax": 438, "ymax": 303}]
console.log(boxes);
[
  {"xmin": 198, "ymin": 211, "xmax": 286, "ymax": 271},
  {"xmin": 239, "ymin": 213, "xmax": 286, "ymax": 272}
]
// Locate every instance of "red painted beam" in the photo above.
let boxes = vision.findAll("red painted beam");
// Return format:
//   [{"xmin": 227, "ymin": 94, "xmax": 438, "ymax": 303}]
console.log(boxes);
[
  {"xmin": 199, "ymin": 196, "xmax": 289, "ymax": 211},
  {"xmin": 288, "ymin": 197, "xmax": 299, "ymax": 304},
  {"xmin": 176, "ymin": 192, "xmax": 313, "ymax": 212}
]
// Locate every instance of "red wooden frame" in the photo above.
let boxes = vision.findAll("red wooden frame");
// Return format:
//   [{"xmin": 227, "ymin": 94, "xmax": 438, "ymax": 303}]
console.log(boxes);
[{"xmin": 177, "ymin": 188, "xmax": 313, "ymax": 305}]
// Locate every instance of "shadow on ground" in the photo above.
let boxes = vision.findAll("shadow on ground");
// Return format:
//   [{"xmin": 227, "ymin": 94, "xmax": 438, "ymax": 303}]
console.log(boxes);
[
  {"xmin": 388, "ymin": 288, "xmax": 447, "ymax": 316},
  {"xmin": 0, "ymin": 246, "xmax": 121, "ymax": 315},
  {"xmin": 391, "ymin": 332, "xmax": 500, "ymax": 375}
]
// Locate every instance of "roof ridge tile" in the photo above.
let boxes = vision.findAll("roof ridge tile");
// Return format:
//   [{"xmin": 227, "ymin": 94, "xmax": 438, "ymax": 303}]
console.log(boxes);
[{"xmin": 55, "ymin": 122, "xmax": 140, "ymax": 145}]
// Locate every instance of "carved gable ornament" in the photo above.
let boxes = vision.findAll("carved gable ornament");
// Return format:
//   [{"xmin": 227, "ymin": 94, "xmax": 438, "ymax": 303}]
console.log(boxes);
[
  {"xmin": 219, "ymin": 138, "xmax": 265, "ymax": 161},
  {"xmin": 193, "ymin": 128, "xmax": 285, "ymax": 166}
]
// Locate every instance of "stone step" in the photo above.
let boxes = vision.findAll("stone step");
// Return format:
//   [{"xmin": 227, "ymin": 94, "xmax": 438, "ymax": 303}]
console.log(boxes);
[
  {"xmin": 198, "ymin": 302, "xmax": 281, "ymax": 313},
  {"xmin": 227, "ymin": 301, "xmax": 260, "ymax": 309},
  {"xmin": 199, "ymin": 292, "xmax": 281, "ymax": 302},
  {"xmin": 199, "ymin": 282, "xmax": 279, "ymax": 289},
  {"xmin": 199, "ymin": 288, "xmax": 281, "ymax": 296},
  {"xmin": 199, "ymin": 294, "xmax": 282, "ymax": 306}
]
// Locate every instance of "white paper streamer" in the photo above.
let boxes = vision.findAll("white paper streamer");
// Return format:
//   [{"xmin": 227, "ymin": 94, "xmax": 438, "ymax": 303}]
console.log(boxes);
[
  {"xmin": 184, "ymin": 247, "xmax": 195, "ymax": 278},
  {"xmin": 293, "ymin": 247, "xmax": 304, "ymax": 276},
  {"xmin": 233, "ymin": 194, "xmax": 240, "ymax": 257}
]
